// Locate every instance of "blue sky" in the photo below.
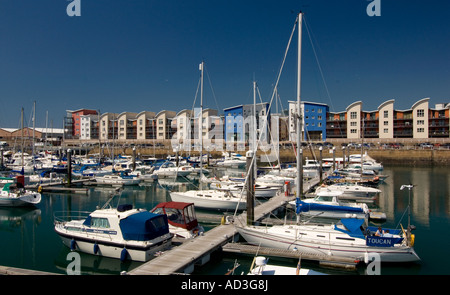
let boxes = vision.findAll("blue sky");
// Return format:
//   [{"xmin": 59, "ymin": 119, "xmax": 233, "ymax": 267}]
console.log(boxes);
[{"xmin": 0, "ymin": 0, "xmax": 448, "ymax": 128}]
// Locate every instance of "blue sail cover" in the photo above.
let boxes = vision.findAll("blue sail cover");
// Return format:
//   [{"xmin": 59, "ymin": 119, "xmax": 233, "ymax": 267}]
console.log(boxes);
[
  {"xmin": 296, "ymin": 200, "xmax": 364, "ymax": 214},
  {"xmin": 334, "ymin": 218, "xmax": 365, "ymax": 238},
  {"xmin": 120, "ymin": 211, "xmax": 169, "ymax": 241}
]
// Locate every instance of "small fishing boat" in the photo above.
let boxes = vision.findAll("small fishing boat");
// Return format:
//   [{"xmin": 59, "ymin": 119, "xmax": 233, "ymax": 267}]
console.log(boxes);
[
  {"xmin": 0, "ymin": 182, "xmax": 41, "ymax": 207},
  {"xmin": 151, "ymin": 201, "xmax": 204, "ymax": 239},
  {"xmin": 54, "ymin": 203, "xmax": 173, "ymax": 262}
]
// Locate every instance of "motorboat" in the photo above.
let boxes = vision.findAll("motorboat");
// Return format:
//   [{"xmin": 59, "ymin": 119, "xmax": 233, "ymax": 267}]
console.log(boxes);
[
  {"xmin": 94, "ymin": 172, "xmax": 141, "ymax": 186},
  {"xmin": 151, "ymin": 201, "xmax": 204, "ymax": 239},
  {"xmin": 314, "ymin": 182, "xmax": 381, "ymax": 201},
  {"xmin": 152, "ymin": 161, "xmax": 193, "ymax": 178},
  {"xmin": 210, "ymin": 181, "xmax": 280, "ymax": 198},
  {"xmin": 54, "ymin": 203, "xmax": 173, "ymax": 262},
  {"xmin": 169, "ymin": 189, "xmax": 246, "ymax": 211},
  {"xmin": 236, "ymin": 218, "xmax": 420, "ymax": 263},
  {"xmin": 290, "ymin": 190, "xmax": 370, "ymax": 219},
  {"xmin": 248, "ymin": 256, "xmax": 326, "ymax": 275},
  {"xmin": 72, "ymin": 165, "xmax": 112, "ymax": 178},
  {"xmin": 0, "ymin": 182, "xmax": 41, "ymax": 207},
  {"xmin": 28, "ymin": 171, "xmax": 64, "ymax": 185},
  {"xmin": 216, "ymin": 153, "xmax": 246, "ymax": 168}
]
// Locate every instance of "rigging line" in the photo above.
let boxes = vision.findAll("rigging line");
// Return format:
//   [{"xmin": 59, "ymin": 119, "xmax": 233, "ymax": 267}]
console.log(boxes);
[
  {"xmin": 205, "ymin": 66, "xmax": 223, "ymax": 116},
  {"xmin": 303, "ymin": 16, "xmax": 334, "ymax": 112},
  {"xmin": 232, "ymin": 16, "xmax": 299, "ymax": 219},
  {"xmin": 256, "ymin": 85, "xmax": 280, "ymax": 170},
  {"xmin": 304, "ymin": 16, "xmax": 345, "ymax": 137}
]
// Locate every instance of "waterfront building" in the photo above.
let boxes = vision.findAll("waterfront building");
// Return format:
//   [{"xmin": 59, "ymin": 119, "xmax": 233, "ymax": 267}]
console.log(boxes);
[
  {"xmin": 80, "ymin": 114, "xmax": 99, "ymax": 140},
  {"xmin": 136, "ymin": 111, "xmax": 157, "ymax": 140},
  {"xmin": 65, "ymin": 109, "xmax": 98, "ymax": 139},
  {"xmin": 55, "ymin": 97, "xmax": 448, "ymax": 147},
  {"xmin": 289, "ymin": 101, "xmax": 329, "ymax": 141},
  {"xmin": 99, "ymin": 113, "xmax": 119, "ymax": 141},
  {"xmin": 117, "ymin": 112, "xmax": 138, "ymax": 140},
  {"xmin": 155, "ymin": 110, "xmax": 176, "ymax": 141},
  {"xmin": 224, "ymin": 103, "xmax": 270, "ymax": 144},
  {"xmin": 378, "ymin": 100, "xmax": 395, "ymax": 139}
]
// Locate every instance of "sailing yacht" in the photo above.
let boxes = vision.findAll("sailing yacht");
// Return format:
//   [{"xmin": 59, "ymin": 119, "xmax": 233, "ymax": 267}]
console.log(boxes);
[
  {"xmin": 169, "ymin": 62, "xmax": 247, "ymax": 211},
  {"xmin": 235, "ymin": 12, "xmax": 420, "ymax": 263}
]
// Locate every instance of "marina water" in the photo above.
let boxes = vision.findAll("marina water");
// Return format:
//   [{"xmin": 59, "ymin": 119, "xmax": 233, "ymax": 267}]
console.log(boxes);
[{"xmin": 1, "ymin": 165, "xmax": 449, "ymax": 275}]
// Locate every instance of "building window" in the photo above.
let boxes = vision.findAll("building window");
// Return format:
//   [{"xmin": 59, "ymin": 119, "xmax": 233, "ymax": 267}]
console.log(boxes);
[
  {"xmin": 417, "ymin": 128, "xmax": 424, "ymax": 133},
  {"xmin": 384, "ymin": 110, "xmax": 389, "ymax": 118},
  {"xmin": 350, "ymin": 129, "xmax": 357, "ymax": 134},
  {"xmin": 384, "ymin": 121, "xmax": 388, "ymax": 126},
  {"xmin": 417, "ymin": 109, "xmax": 424, "ymax": 117},
  {"xmin": 384, "ymin": 128, "xmax": 389, "ymax": 133},
  {"xmin": 417, "ymin": 120, "xmax": 424, "ymax": 125},
  {"xmin": 350, "ymin": 112, "xmax": 357, "ymax": 119}
]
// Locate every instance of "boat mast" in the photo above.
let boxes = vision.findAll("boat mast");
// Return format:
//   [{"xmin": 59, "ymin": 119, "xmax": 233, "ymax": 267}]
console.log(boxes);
[
  {"xmin": 296, "ymin": 12, "xmax": 303, "ymax": 198},
  {"xmin": 32, "ymin": 101, "xmax": 36, "ymax": 169},
  {"xmin": 199, "ymin": 61, "xmax": 204, "ymax": 189},
  {"xmin": 253, "ymin": 79, "xmax": 258, "ymax": 178}
]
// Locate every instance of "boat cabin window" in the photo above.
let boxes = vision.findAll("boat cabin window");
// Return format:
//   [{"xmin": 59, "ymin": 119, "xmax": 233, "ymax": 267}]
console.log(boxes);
[
  {"xmin": 91, "ymin": 217, "xmax": 110, "ymax": 228},
  {"xmin": 185, "ymin": 205, "xmax": 196, "ymax": 223},
  {"xmin": 315, "ymin": 196, "xmax": 334, "ymax": 202},
  {"xmin": 150, "ymin": 216, "xmax": 167, "ymax": 231},
  {"xmin": 164, "ymin": 208, "xmax": 185, "ymax": 224}
]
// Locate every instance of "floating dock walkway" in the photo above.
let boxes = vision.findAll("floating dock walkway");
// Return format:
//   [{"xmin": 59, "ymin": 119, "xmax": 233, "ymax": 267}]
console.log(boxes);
[{"xmin": 128, "ymin": 175, "xmax": 358, "ymax": 275}]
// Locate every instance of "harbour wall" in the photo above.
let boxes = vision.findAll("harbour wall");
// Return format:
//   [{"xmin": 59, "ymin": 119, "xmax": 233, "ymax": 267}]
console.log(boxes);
[{"xmin": 88, "ymin": 146, "xmax": 450, "ymax": 166}]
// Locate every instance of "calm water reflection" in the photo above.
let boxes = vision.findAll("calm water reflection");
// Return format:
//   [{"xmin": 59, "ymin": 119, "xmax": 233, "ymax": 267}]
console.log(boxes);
[{"xmin": 0, "ymin": 165, "xmax": 449, "ymax": 275}]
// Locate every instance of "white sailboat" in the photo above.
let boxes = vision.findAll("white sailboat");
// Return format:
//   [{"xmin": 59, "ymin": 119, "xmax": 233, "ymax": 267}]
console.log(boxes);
[
  {"xmin": 314, "ymin": 182, "xmax": 381, "ymax": 201},
  {"xmin": 236, "ymin": 12, "xmax": 420, "ymax": 264},
  {"xmin": 170, "ymin": 62, "xmax": 247, "ymax": 211}
]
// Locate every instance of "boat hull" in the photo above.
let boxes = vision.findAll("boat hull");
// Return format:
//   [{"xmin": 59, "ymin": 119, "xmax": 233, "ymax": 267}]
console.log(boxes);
[
  {"xmin": 55, "ymin": 230, "xmax": 172, "ymax": 262},
  {"xmin": 236, "ymin": 225, "xmax": 420, "ymax": 263},
  {"xmin": 0, "ymin": 193, "xmax": 41, "ymax": 207},
  {"xmin": 170, "ymin": 190, "xmax": 247, "ymax": 211}
]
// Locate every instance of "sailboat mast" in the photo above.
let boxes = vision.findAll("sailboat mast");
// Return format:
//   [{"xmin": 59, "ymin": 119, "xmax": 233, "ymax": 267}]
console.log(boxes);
[
  {"xmin": 296, "ymin": 12, "xmax": 303, "ymax": 198},
  {"xmin": 199, "ymin": 61, "xmax": 204, "ymax": 184},
  {"xmin": 33, "ymin": 101, "xmax": 36, "ymax": 169}
]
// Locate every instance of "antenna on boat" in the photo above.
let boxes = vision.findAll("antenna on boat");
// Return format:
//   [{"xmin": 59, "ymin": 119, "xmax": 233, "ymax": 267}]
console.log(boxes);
[
  {"xmin": 100, "ymin": 186, "xmax": 124, "ymax": 209},
  {"xmin": 400, "ymin": 184, "xmax": 415, "ymax": 246}
]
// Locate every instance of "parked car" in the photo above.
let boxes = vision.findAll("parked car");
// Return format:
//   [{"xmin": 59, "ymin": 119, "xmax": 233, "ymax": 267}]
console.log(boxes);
[{"xmin": 418, "ymin": 142, "xmax": 434, "ymax": 149}]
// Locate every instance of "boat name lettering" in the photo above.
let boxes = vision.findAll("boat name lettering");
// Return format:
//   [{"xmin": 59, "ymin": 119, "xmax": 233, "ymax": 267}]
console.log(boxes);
[
  {"xmin": 85, "ymin": 228, "xmax": 117, "ymax": 235},
  {"xmin": 366, "ymin": 237, "xmax": 393, "ymax": 247}
]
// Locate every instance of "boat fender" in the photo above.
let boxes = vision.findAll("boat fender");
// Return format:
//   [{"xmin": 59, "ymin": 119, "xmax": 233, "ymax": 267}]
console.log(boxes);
[
  {"xmin": 38, "ymin": 186, "xmax": 42, "ymax": 193},
  {"xmin": 410, "ymin": 234, "xmax": 415, "ymax": 247},
  {"xmin": 120, "ymin": 248, "xmax": 128, "ymax": 262},
  {"xmin": 70, "ymin": 239, "xmax": 77, "ymax": 251},
  {"xmin": 93, "ymin": 243, "xmax": 99, "ymax": 254}
]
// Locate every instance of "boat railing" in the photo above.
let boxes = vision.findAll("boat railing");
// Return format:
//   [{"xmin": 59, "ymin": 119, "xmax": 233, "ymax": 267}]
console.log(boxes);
[{"xmin": 53, "ymin": 211, "xmax": 91, "ymax": 225}]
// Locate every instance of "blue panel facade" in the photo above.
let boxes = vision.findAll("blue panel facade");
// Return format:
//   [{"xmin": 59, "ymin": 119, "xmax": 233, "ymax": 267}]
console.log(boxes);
[
  {"xmin": 303, "ymin": 102, "xmax": 329, "ymax": 140},
  {"xmin": 223, "ymin": 105, "xmax": 244, "ymax": 142}
]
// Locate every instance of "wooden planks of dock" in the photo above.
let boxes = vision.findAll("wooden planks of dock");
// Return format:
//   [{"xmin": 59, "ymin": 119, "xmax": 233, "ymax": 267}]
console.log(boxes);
[
  {"xmin": 129, "ymin": 223, "xmax": 238, "ymax": 275},
  {"xmin": 128, "ymin": 176, "xmax": 324, "ymax": 275}
]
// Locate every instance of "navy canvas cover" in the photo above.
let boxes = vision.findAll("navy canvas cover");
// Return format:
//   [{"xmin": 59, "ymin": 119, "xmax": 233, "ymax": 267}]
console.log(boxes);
[{"xmin": 120, "ymin": 211, "xmax": 169, "ymax": 241}]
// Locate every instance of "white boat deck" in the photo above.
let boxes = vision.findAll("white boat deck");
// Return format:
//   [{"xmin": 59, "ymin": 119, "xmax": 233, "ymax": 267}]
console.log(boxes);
[{"xmin": 128, "ymin": 176, "xmax": 322, "ymax": 275}]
